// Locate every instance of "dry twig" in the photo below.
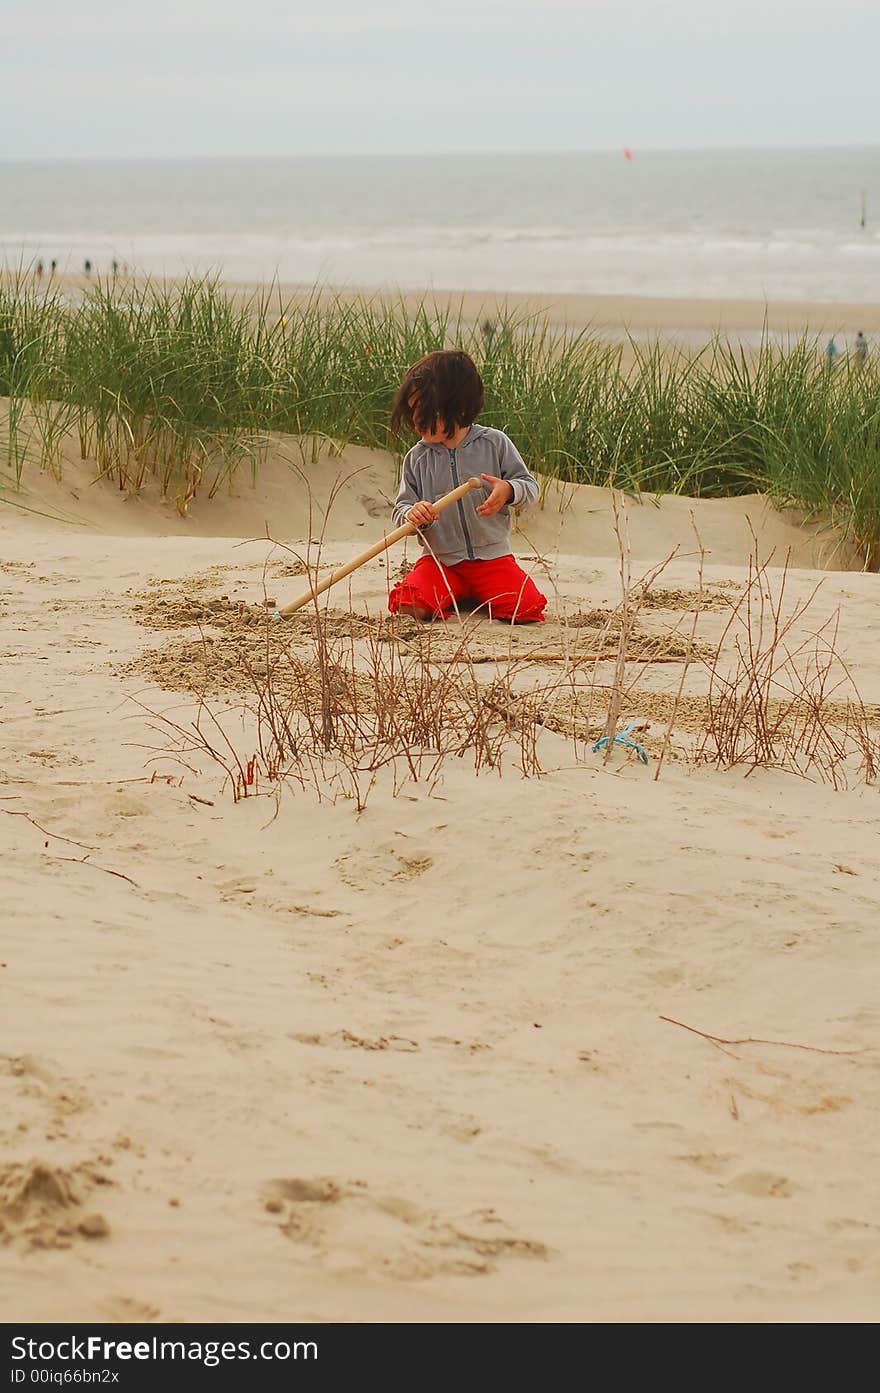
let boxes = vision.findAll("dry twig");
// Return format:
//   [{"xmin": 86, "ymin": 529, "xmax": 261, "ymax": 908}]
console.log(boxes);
[
  {"xmin": 659, "ymin": 1014, "xmax": 863, "ymax": 1056},
  {"xmin": 1, "ymin": 807, "xmax": 95, "ymax": 851},
  {"xmin": 54, "ymin": 855, "xmax": 140, "ymax": 888}
]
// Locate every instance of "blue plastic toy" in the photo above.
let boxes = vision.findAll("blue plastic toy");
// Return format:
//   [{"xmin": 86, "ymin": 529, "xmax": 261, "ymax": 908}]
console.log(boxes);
[{"xmin": 592, "ymin": 718, "xmax": 649, "ymax": 765}]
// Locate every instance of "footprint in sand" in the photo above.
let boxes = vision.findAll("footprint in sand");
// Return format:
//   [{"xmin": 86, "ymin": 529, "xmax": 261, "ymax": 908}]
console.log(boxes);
[
  {"xmin": 110, "ymin": 792, "xmax": 153, "ymax": 820},
  {"xmin": 288, "ymin": 1029, "xmax": 420, "ymax": 1053},
  {"xmin": 206, "ymin": 1016, "xmax": 262, "ymax": 1054},
  {"xmin": 725, "ymin": 1170, "xmax": 795, "ymax": 1199},
  {"xmin": 103, "ymin": 1296, "xmax": 161, "ymax": 1322},
  {"xmin": 333, "ymin": 844, "xmax": 434, "ymax": 890},
  {"xmin": 358, "ymin": 494, "xmax": 390, "ymax": 520},
  {"xmin": 676, "ymin": 1151, "xmax": 733, "ymax": 1175},
  {"xmin": 2, "ymin": 1054, "xmax": 91, "ymax": 1129},
  {"xmin": 260, "ymin": 1176, "xmax": 549, "ymax": 1280}
]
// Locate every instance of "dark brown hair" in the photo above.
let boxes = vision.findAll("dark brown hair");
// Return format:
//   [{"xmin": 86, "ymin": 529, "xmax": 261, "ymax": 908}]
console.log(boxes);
[{"xmin": 391, "ymin": 350, "xmax": 484, "ymax": 437}]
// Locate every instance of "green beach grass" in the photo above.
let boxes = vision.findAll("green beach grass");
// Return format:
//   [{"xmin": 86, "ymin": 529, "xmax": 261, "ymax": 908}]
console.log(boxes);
[{"xmin": 2, "ymin": 275, "xmax": 879, "ymax": 564}]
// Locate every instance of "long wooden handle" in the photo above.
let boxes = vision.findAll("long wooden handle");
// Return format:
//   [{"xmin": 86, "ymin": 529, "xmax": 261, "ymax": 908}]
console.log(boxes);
[{"xmin": 276, "ymin": 475, "xmax": 484, "ymax": 617}]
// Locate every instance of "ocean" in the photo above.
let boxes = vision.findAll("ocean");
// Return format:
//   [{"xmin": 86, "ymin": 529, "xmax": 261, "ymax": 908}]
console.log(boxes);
[{"xmin": 2, "ymin": 148, "xmax": 879, "ymax": 303}]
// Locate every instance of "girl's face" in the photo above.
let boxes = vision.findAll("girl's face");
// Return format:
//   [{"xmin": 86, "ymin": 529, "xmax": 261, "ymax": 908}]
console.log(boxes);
[
  {"xmin": 409, "ymin": 396, "xmax": 461, "ymax": 445},
  {"xmin": 417, "ymin": 420, "xmax": 455, "ymax": 444}
]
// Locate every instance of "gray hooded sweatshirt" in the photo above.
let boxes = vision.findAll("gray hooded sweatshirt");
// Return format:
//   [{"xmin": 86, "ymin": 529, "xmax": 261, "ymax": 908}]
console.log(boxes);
[{"xmin": 392, "ymin": 425, "xmax": 540, "ymax": 567}]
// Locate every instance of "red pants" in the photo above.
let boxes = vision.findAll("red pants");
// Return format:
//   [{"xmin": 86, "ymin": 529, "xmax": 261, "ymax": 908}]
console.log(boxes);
[{"xmin": 388, "ymin": 554, "xmax": 546, "ymax": 622}]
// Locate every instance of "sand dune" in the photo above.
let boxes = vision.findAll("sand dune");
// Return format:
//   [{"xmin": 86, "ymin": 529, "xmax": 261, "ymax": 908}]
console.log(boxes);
[
  {"xmin": 2, "ymin": 447, "xmax": 879, "ymax": 1323},
  {"xmin": 4, "ymin": 434, "xmax": 864, "ymax": 573}
]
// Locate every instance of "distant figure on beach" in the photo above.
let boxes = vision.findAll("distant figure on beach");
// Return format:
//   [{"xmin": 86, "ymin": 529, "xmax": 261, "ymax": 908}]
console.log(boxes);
[
  {"xmin": 854, "ymin": 330, "xmax": 868, "ymax": 366},
  {"xmin": 35, "ymin": 260, "xmax": 43, "ymax": 279},
  {"xmin": 825, "ymin": 336, "xmax": 838, "ymax": 367},
  {"xmin": 480, "ymin": 318, "xmax": 496, "ymax": 350},
  {"xmin": 50, "ymin": 259, "xmax": 57, "ymax": 275},
  {"xmin": 112, "ymin": 258, "xmax": 119, "ymax": 277},
  {"xmin": 84, "ymin": 258, "xmax": 92, "ymax": 275}
]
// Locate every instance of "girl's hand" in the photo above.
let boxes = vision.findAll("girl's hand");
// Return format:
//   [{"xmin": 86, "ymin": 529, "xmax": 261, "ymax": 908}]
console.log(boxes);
[
  {"xmin": 476, "ymin": 473, "xmax": 515, "ymax": 516},
  {"xmin": 407, "ymin": 500, "xmax": 440, "ymax": 527}
]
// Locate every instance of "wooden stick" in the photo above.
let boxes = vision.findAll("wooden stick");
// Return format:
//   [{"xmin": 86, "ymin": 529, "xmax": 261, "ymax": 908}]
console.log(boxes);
[{"xmin": 276, "ymin": 476, "xmax": 484, "ymax": 618}]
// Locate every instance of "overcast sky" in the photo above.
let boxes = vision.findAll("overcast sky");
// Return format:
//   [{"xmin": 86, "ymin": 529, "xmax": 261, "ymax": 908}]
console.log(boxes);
[{"xmin": 3, "ymin": 0, "xmax": 879, "ymax": 160}]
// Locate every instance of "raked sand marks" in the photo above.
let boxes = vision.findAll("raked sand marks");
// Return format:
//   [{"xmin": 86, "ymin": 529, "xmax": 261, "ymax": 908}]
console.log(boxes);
[
  {"xmin": 120, "ymin": 576, "xmax": 880, "ymax": 768},
  {"xmin": 121, "ymin": 590, "xmax": 719, "ymax": 701},
  {"xmin": 115, "ymin": 577, "xmax": 880, "ymax": 783}
]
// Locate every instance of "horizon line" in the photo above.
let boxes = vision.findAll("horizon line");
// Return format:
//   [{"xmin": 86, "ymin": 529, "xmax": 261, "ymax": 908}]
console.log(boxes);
[{"xmin": 2, "ymin": 141, "xmax": 880, "ymax": 165}]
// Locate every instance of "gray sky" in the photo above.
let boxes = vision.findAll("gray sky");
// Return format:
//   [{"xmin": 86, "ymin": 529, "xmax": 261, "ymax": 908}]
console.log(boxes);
[{"xmin": 3, "ymin": 0, "xmax": 879, "ymax": 159}]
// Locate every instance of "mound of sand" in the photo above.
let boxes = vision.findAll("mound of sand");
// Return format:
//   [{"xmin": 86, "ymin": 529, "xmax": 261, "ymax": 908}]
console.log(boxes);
[{"xmin": 1, "ymin": 426, "xmax": 864, "ymax": 572}]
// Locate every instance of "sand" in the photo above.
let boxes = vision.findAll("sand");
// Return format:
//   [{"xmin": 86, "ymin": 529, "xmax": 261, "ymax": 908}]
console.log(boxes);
[
  {"xmin": 2, "ymin": 436, "xmax": 880, "ymax": 1325},
  {"xmin": 318, "ymin": 285, "xmax": 880, "ymax": 340},
  {"xmin": 31, "ymin": 273, "xmax": 880, "ymax": 342}
]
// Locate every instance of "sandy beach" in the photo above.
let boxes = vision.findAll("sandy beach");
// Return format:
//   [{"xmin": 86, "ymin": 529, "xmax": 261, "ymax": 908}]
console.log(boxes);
[
  {"xmin": 307, "ymin": 285, "xmax": 880, "ymax": 338},
  {"xmin": 40, "ymin": 273, "xmax": 880, "ymax": 342},
  {"xmin": 2, "ymin": 414, "xmax": 880, "ymax": 1324}
]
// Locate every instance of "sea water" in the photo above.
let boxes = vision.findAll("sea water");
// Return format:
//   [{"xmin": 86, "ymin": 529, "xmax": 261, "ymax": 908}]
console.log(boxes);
[{"xmin": 2, "ymin": 147, "xmax": 879, "ymax": 303}]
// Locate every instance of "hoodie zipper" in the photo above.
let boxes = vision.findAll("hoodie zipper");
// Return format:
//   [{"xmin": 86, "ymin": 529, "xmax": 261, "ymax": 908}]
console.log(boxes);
[{"xmin": 448, "ymin": 447, "xmax": 475, "ymax": 560}]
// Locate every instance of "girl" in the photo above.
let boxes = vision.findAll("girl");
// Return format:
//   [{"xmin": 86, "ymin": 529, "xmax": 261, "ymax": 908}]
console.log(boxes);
[{"xmin": 388, "ymin": 350, "xmax": 546, "ymax": 623}]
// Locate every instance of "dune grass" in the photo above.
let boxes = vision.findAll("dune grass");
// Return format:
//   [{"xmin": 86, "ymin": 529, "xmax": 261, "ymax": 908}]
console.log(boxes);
[{"xmin": 1, "ymin": 274, "xmax": 879, "ymax": 564}]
